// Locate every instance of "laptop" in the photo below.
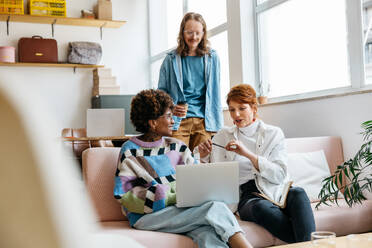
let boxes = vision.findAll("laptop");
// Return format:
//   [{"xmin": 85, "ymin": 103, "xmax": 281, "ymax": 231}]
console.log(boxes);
[
  {"xmin": 91, "ymin": 95, "xmax": 140, "ymax": 135},
  {"xmin": 176, "ymin": 161, "xmax": 239, "ymax": 208},
  {"xmin": 86, "ymin": 108, "xmax": 125, "ymax": 137}
]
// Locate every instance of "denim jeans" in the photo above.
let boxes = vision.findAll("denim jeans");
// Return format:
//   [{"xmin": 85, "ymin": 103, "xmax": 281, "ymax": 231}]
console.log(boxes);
[
  {"xmin": 133, "ymin": 201, "xmax": 243, "ymax": 248},
  {"xmin": 238, "ymin": 180, "xmax": 315, "ymax": 243}
]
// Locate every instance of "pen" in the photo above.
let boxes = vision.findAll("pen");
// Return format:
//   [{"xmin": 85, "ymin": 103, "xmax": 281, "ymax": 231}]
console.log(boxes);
[
  {"xmin": 212, "ymin": 142, "xmax": 237, "ymax": 149},
  {"xmin": 212, "ymin": 143, "xmax": 225, "ymax": 149}
]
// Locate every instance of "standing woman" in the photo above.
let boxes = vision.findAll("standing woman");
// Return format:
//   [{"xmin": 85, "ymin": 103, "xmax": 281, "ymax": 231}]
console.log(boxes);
[
  {"xmin": 114, "ymin": 89, "xmax": 252, "ymax": 248},
  {"xmin": 197, "ymin": 84, "xmax": 316, "ymax": 244},
  {"xmin": 158, "ymin": 12, "xmax": 223, "ymax": 151}
]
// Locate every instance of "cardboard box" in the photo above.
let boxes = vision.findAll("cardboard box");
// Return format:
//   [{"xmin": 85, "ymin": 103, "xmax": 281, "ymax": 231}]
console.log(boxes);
[
  {"xmin": 96, "ymin": 86, "xmax": 120, "ymax": 95},
  {"xmin": 94, "ymin": 0, "xmax": 112, "ymax": 20},
  {"xmin": 93, "ymin": 68, "xmax": 112, "ymax": 77},
  {"xmin": 94, "ymin": 76, "xmax": 117, "ymax": 86}
]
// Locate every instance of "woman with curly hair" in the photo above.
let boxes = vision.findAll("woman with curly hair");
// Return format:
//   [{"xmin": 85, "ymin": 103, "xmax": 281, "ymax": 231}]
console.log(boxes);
[
  {"xmin": 114, "ymin": 89, "xmax": 252, "ymax": 248},
  {"xmin": 158, "ymin": 12, "xmax": 223, "ymax": 151}
]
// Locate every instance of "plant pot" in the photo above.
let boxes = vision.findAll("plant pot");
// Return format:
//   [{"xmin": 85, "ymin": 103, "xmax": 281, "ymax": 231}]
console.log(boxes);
[{"xmin": 258, "ymin": 96, "xmax": 268, "ymax": 104}]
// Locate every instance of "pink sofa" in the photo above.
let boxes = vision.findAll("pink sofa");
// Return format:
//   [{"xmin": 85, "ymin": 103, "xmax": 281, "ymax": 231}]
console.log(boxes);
[{"xmin": 82, "ymin": 136, "xmax": 372, "ymax": 248}]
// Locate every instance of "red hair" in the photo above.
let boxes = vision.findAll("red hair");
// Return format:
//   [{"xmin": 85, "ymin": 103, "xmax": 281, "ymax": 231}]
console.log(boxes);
[{"xmin": 227, "ymin": 84, "xmax": 258, "ymax": 109}]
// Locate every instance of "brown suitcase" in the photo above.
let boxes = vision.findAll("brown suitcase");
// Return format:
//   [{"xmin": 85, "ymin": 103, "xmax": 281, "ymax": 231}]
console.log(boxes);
[{"xmin": 18, "ymin": 36, "xmax": 58, "ymax": 63}]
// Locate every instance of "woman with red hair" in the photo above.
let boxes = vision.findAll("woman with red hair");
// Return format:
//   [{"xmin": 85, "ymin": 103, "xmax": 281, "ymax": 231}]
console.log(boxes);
[{"xmin": 197, "ymin": 84, "xmax": 315, "ymax": 244}]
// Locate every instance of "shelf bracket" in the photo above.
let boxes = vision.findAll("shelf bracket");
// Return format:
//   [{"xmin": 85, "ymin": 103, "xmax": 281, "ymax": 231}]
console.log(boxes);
[
  {"xmin": 100, "ymin": 22, "xmax": 107, "ymax": 40},
  {"xmin": 51, "ymin": 19, "xmax": 57, "ymax": 37},
  {"xmin": 73, "ymin": 66, "xmax": 77, "ymax": 73},
  {"xmin": 6, "ymin": 15, "xmax": 10, "ymax": 36}
]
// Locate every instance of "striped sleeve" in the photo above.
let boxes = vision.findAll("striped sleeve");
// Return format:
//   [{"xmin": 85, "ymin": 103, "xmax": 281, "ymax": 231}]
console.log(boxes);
[{"xmin": 114, "ymin": 150, "xmax": 175, "ymax": 214}]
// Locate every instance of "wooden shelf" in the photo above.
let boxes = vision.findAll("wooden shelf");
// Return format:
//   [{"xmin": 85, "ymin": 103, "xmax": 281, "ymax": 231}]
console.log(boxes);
[
  {"xmin": 63, "ymin": 136, "xmax": 130, "ymax": 141},
  {"xmin": 0, "ymin": 14, "xmax": 126, "ymax": 28},
  {"xmin": 0, "ymin": 62, "xmax": 104, "ymax": 68}
]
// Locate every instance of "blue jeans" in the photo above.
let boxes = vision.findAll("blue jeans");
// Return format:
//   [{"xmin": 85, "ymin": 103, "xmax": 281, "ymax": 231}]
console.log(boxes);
[
  {"xmin": 238, "ymin": 180, "xmax": 315, "ymax": 243},
  {"xmin": 133, "ymin": 201, "xmax": 243, "ymax": 248}
]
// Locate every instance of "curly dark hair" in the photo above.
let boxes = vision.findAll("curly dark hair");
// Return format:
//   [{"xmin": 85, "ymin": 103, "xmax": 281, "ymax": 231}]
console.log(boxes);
[
  {"xmin": 130, "ymin": 89, "xmax": 174, "ymax": 133},
  {"xmin": 176, "ymin": 12, "xmax": 210, "ymax": 57}
]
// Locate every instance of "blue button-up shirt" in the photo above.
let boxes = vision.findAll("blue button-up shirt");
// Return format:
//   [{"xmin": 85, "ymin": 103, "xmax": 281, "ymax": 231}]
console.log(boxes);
[{"xmin": 158, "ymin": 49, "xmax": 223, "ymax": 132}]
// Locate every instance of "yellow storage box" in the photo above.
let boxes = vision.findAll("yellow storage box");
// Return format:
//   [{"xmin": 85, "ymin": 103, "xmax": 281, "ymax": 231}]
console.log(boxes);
[
  {"xmin": 29, "ymin": 0, "xmax": 66, "ymax": 17},
  {"xmin": 0, "ymin": 0, "xmax": 24, "ymax": 15}
]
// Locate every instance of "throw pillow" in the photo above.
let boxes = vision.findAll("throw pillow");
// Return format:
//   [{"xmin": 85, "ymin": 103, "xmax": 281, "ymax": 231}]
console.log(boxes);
[{"xmin": 287, "ymin": 150, "xmax": 331, "ymax": 202}]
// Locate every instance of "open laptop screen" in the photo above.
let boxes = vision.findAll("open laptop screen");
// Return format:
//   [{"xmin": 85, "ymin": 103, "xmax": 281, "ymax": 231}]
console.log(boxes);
[{"xmin": 91, "ymin": 95, "xmax": 140, "ymax": 135}]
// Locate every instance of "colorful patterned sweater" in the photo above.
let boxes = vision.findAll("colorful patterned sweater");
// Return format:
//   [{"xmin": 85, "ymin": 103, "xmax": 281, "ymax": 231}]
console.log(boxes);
[{"xmin": 114, "ymin": 136, "xmax": 194, "ymax": 226}]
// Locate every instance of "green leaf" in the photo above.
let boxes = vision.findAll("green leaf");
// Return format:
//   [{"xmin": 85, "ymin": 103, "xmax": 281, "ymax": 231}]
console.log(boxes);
[
  {"xmin": 338, "ymin": 171, "xmax": 343, "ymax": 186},
  {"xmin": 316, "ymin": 119, "xmax": 372, "ymax": 208},
  {"xmin": 350, "ymin": 164, "xmax": 356, "ymax": 177},
  {"xmin": 343, "ymin": 167, "xmax": 350, "ymax": 179}
]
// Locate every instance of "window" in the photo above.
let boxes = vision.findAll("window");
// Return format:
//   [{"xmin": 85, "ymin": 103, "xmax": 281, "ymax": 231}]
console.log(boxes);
[
  {"xmin": 149, "ymin": 0, "xmax": 229, "ymax": 105},
  {"xmin": 188, "ymin": 0, "xmax": 227, "ymax": 29},
  {"xmin": 363, "ymin": 0, "xmax": 372, "ymax": 85},
  {"xmin": 254, "ymin": 0, "xmax": 367, "ymax": 101},
  {"xmin": 256, "ymin": 0, "xmax": 350, "ymax": 98}
]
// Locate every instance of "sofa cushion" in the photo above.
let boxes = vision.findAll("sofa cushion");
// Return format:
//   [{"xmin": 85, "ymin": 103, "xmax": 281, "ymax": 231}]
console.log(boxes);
[
  {"xmin": 101, "ymin": 221, "xmax": 197, "ymax": 248},
  {"xmin": 312, "ymin": 199, "xmax": 372, "ymax": 236},
  {"xmin": 101, "ymin": 218, "xmax": 280, "ymax": 248},
  {"xmin": 287, "ymin": 150, "xmax": 331, "ymax": 201},
  {"xmin": 236, "ymin": 218, "xmax": 283, "ymax": 247},
  {"xmin": 286, "ymin": 137, "xmax": 344, "ymax": 182}
]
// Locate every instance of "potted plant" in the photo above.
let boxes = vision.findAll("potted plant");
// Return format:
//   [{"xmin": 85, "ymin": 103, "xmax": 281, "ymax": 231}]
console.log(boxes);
[
  {"xmin": 257, "ymin": 81, "xmax": 270, "ymax": 104},
  {"xmin": 316, "ymin": 120, "xmax": 372, "ymax": 209}
]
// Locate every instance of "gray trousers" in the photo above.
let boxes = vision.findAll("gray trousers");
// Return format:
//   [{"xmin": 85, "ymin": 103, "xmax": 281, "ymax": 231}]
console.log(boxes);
[{"xmin": 133, "ymin": 201, "xmax": 243, "ymax": 248}]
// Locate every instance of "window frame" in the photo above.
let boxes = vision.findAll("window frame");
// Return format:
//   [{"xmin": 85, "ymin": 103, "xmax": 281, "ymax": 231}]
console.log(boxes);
[{"xmin": 253, "ymin": 0, "xmax": 368, "ymax": 104}]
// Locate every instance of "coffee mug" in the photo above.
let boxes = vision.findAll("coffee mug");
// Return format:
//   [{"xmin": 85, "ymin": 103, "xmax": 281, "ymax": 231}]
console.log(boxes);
[{"xmin": 176, "ymin": 102, "xmax": 188, "ymax": 118}]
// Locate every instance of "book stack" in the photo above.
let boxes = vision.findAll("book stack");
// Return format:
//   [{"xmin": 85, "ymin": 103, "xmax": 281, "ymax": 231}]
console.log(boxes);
[{"xmin": 92, "ymin": 68, "xmax": 120, "ymax": 96}]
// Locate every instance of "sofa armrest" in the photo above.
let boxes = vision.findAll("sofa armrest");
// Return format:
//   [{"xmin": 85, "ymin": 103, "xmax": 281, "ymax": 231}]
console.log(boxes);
[{"xmin": 82, "ymin": 147, "xmax": 127, "ymax": 222}]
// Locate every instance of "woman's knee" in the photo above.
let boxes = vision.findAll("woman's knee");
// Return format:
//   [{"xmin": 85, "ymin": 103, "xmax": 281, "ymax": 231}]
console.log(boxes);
[
  {"xmin": 287, "ymin": 187, "xmax": 310, "ymax": 205},
  {"xmin": 289, "ymin": 187, "xmax": 309, "ymax": 199},
  {"xmin": 202, "ymin": 201, "xmax": 232, "ymax": 218},
  {"xmin": 208, "ymin": 201, "xmax": 230, "ymax": 210},
  {"xmin": 239, "ymin": 199, "xmax": 271, "ymax": 221}
]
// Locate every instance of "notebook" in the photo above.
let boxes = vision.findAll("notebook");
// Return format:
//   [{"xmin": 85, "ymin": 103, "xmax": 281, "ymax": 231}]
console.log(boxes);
[
  {"xmin": 86, "ymin": 108, "xmax": 125, "ymax": 137},
  {"xmin": 254, "ymin": 181, "xmax": 293, "ymax": 209},
  {"xmin": 176, "ymin": 161, "xmax": 239, "ymax": 208}
]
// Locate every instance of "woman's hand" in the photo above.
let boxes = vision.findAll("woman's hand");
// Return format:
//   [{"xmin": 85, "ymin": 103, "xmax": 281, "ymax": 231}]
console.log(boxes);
[
  {"xmin": 198, "ymin": 139, "xmax": 212, "ymax": 159},
  {"xmin": 225, "ymin": 140, "xmax": 259, "ymax": 170},
  {"xmin": 225, "ymin": 140, "xmax": 250, "ymax": 157},
  {"xmin": 173, "ymin": 104, "xmax": 188, "ymax": 117}
]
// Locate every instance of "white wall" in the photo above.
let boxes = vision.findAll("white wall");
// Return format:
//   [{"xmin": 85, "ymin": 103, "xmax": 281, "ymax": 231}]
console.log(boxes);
[
  {"xmin": 0, "ymin": 0, "xmax": 149, "ymax": 136},
  {"xmin": 223, "ymin": 92, "xmax": 371, "ymax": 166},
  {"xmin": 257, "ymin": 92, "xmax": 372, "ymax": 160}
]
